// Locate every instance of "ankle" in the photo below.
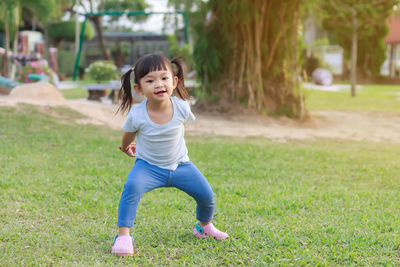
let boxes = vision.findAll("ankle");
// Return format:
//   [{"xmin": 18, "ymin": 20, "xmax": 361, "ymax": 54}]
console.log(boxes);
[
  {"xmin": 118, "ymin": 227, "xmax": 130, "ymax": 236},
  {"xmin": 199, "ymin": 221, "xmax": 211, "ymax": 227}
]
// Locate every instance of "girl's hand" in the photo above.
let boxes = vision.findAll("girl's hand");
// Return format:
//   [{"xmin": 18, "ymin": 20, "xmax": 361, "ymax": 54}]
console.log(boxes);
[{"xmin": 119, "ymin": 143, "xmax": 136, "ymax": 157}]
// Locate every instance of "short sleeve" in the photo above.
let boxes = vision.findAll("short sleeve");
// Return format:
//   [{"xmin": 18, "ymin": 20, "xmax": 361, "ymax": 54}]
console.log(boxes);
[
  {"xmin": 122, "ymin": 107, "xmax": 138, "ymax": 132},
  {"xmin": 185, "ymin": 101, "xmax": 196, "ymax": 122}
]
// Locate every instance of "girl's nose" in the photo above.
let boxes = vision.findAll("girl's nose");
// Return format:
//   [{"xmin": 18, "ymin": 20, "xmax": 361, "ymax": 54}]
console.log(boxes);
[{"xmin": 154, "ymin": 80, "xmax": 164, "ymax": 88}]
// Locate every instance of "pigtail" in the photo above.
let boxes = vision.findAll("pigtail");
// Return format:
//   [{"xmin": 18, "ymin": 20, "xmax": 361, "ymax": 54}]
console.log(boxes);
[
  {"xmin": 171, "ymin": 57, "xmax": 190, "ymax": 100},
  {"xmin": 117, "ymin": 69, "xmax": 134, "ymax": 114}
]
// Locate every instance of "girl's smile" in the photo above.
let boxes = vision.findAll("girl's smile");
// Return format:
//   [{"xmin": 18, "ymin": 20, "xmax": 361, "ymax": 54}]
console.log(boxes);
[{"xmin": 154, "ymin": 89, "xmax": 167, "ymax": 96}]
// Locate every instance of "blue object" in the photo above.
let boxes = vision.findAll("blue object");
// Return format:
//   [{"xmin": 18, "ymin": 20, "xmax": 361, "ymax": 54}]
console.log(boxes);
[
  {"xmin": 195, "ymin": 222, "xmax": 204, "ymax": 235},
  {"xmin": 28, "ymin": 73, "xmax": 49, "ymax": 82},
  {"xmin": 117, "ymin": 159, "xmax": 215, "ymax": 227},
  {"xmin": 0, "ymin": 76, "xmax": 20, "ymax": 88}
]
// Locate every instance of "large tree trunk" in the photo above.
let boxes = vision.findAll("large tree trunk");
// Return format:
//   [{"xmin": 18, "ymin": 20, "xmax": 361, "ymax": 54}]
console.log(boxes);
[
  {"xmin": 90, "ymin": 16, "xmax": 112, "ymax": 60},
  {"xmin": 10, "ymin": 6, "xmax": 19, "ymax": 80},
  {"xmin": 196, "ymin": 0, "xmax": 305, "ymax": 118},
  {"xmin": 350, "ymin": 8, "xmax": 357, "ymax": 97},
  {"xmin": 4, "ymin": 11, "xmax": 10, "ymax": 78}
]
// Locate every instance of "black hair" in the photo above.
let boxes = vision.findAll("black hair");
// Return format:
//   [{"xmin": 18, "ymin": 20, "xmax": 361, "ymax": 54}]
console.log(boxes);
[{"xmin": 117, "ymin": 54, "xmax": 190, "ymax": 114}]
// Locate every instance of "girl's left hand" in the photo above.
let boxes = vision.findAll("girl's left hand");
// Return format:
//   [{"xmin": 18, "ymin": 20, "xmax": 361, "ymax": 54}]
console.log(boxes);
[{"xmin": 119, "ymin": 143, "xmax": 136, "ymax": 157}]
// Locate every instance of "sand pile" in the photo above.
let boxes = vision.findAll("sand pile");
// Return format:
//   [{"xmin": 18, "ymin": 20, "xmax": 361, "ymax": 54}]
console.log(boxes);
[{"xmin": 8, "ymin": 82, "xmax": 65, "ymax": 102}]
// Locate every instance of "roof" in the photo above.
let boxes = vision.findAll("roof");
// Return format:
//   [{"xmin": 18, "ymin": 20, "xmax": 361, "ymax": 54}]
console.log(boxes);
[
  {"xmin": 92, "ymin": 32, "xmax": 167, "ymax": 42},
  {"xmin": 385, "ymin": 17, "xmax": 400, "ymax": 44}
]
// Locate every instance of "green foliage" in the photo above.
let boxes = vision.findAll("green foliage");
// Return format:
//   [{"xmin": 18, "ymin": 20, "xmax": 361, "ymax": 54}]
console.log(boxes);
[
  {"xmin": 357, "ymin": 24, "xmax": 388, "ymax": 77},
  {"xmin": 0, "ymin": 1, "xmax": 19, "ymax": 41},
  {"xmin": 322, "ymin": 0, "xmax": 397, "ymax": 77},
  {"xmin": 192, "ymin": 4, "xmax": 230, "ymax": 91},
  {"xmin": 57, "ymin": 48, "xmax": 85, "ymax": 77},
  {"xmin": 86, "ymin": 61, "xmax": 118, "ymax": 83},
  {"xmin": 192, "ymin": 0, "xmax": 304, "ymax": 117},
  {"xmin": 15, "ymin": 60, "xmax": 51, "ymax": 83},
  {"xmin": 103, "ymin": 0, "xmax": 149, "ymax": 22},
  {"xmin": 111, "ymin": 43, "xmax": 129, "ymax": 57},
  {"xmin": 166, "ymin": 34, "xmax": 194, "ymax": 71},
  {"xmin": 20, "ymin": 0, "xmax": 56, "ymax": 23},
  {"xmin": 48, "ymin": 20, "xmax": 94, "ymax": 45}
]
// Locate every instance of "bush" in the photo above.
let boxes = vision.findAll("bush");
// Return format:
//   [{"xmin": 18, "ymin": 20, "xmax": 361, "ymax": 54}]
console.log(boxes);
[
  {"xmin": 48, "ymin": 20, "xmax": 94, "ymax": 45},
  {"xmin": 86, "ymin": 61, "xmax": 118, "ymax": 83},
  {"xmin": 16, "ymin": 60, "xmax": 51, "ymax": 83},
  {"xmin": 58, "ymin": 49, "xmax": 83, "ymax": 78},
  {"xmin": 166, "ymin": 34, "xmax": 194, "ymax": 71}
]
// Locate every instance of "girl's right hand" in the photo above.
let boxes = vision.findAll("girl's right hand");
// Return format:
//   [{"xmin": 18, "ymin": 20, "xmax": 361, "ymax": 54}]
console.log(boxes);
[{"xmin": 119, "ymin": 143, "xmax": 136, "ymax": 157}]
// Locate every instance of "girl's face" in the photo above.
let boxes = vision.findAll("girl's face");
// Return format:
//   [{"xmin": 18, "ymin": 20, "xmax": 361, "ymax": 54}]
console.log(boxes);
[{"xmin": 134, "ymin": 69, "xmax": 178, "ymax": 103}]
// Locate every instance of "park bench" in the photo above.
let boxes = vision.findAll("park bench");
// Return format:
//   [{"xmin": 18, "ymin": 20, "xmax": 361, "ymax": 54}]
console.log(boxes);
[
  {"xmin": 83, "ymin": 80, "xmax": 146, "ymax": 104},
  {"xmin": 83, "ymin": 81, "xmax": 121, "ymax": 103}
]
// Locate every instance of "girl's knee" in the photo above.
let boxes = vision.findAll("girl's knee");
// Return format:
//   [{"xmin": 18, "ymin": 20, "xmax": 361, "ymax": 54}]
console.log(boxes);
[
  {"xmin": 199, "ymin": 190, "xmax": 215, "ymax": 207},
  {"xmin": 124, "ymin": 179, "xmax": 145, "ymax": 195}
]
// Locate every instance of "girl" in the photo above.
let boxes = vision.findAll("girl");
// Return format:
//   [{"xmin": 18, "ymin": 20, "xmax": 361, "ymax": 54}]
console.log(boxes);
[{"xmin": 111, "ymin": 54, "xmax": 228, "ymax": 257}]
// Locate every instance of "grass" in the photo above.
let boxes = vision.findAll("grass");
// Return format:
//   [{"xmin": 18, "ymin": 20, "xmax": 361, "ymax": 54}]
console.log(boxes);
[
  {"xmin": 1, "ymin": 104, "xmax": 400, "ymax": 265},
  {"xmin": 60, "ymin": 78, "xmax": 102, "ymax": 100},
  {"xmin": 61, "ymin": 87, "xmax": 88, "ymax": 99},
  {"xmin": 303, "ymin": 84, "xmax": 400, "ymax": 112}
]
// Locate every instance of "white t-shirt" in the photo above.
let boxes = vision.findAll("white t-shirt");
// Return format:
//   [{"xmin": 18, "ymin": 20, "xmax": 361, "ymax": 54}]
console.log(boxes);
[{"xmin": 122, "ymin": 96, "xmax": 196, "ymax": 170}]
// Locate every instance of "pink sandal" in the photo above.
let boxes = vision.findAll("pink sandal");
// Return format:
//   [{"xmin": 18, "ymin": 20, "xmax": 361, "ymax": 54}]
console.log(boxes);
[
  {"xmin": 193, "ymin": 222, "xmax": 229, "ymax": 241},
  {"xmin": 111, "ymin": 234, "xmax": 134, "ymax": 256}
]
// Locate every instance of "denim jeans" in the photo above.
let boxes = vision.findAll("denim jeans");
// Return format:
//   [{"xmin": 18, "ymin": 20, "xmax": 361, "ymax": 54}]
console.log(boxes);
[{"xmin": 117, "ymin": 159, "xmax": 215, "ymax": 227}]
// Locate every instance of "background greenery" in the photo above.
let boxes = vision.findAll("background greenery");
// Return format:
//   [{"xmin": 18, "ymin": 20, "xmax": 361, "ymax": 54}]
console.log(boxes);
[{"xmin": 0, "ymin": 104, "xmax": 399, "ymax": 265}]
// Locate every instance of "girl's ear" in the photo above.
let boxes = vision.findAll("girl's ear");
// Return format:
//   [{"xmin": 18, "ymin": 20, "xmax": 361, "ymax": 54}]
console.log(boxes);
[
  {"xmin": 133, "ymin": 84, "xmax": 143, "ymax": 95},
  {"xmin": 173, "ymin": 76, "xmax": 178, "ymax": 89}
]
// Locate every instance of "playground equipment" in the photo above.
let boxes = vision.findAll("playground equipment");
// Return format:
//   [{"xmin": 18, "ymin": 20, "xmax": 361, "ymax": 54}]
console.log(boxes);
[
  {"xmin": 73, "ymin": 10, "xmax": 189, "ymax": 80},
  {"xmin": 0, "ymin": 30, "xmax": 58, "ymax": 90}
]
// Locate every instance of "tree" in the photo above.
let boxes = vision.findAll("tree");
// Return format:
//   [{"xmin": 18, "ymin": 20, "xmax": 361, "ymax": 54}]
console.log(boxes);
[
  {"xmin": 0, "ymin": 0, "xmax": 56, "ymax": 77},
  {"xmin": 75, "ymin": 0, "xmax": 148, "ymax": 60},
  {"xmin": 193, "ymin": 0, "xmax": 305, "ymax": 118},
  {"xmin": 19, "ymin": 0, "xmax": 56, "ymax": 31},
  {"xmin": 322, "ymin": 0, "xmax": 397, "ymax": 96},
  {"xmin": 48, "ymin": 20, "xmax": 95, "ymax": 48}
]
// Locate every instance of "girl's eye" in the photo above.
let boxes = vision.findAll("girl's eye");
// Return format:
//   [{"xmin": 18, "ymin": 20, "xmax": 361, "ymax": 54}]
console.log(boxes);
[
  {"xmin": 146, "ymin": 80, "xmax": 153, "ymax": 83},
  {"xmin": 162, "ymin": 77, "xmax": 168, "ymax": 80}
]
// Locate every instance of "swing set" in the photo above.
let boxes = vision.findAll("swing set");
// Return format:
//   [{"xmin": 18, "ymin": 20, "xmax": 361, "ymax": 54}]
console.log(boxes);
[{"xmin": 73, "ymin": 10, "xmax": 189, "ymax": 81}]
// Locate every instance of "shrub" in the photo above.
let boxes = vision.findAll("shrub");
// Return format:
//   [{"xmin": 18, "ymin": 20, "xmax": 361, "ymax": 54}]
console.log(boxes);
[
  {"xmin": 16, "ymin": 60, "xmax": 51, "ymax": 83},
  {"xmin": 86, "ymin": 61, "xmax": 118, "ymax": 83},
  {"xmin": 48, "ymin": 20, "xmax": 94, "ymax": 46},
  {"xmin": 166, "ymin": 34, "xmax": 194, "ymax": 71}
]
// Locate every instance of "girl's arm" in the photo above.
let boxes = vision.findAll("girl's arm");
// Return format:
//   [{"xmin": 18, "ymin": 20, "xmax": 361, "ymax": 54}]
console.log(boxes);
[{"xmin": 119, "ymin": 131, "xmax": 137, "ymax": 157}]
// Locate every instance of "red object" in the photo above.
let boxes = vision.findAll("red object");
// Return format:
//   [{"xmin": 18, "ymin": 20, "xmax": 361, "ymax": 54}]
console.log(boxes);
[
  {"xmin": 385, "ymin": 17, "xmax": 400, "ymax": 44},
  {"xmin": 130, "ymin": 144, "xmax": 136, "ymax": 153}
]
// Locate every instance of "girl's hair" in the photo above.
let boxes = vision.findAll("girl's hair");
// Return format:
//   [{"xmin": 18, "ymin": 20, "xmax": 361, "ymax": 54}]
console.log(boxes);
[{"xmin": 117, "ymin": 54, "xmax": 190, "ymax": 114}]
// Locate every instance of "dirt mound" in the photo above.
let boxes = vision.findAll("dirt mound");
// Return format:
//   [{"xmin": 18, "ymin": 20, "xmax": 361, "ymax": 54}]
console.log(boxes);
[{"xmin": 9, "ymin": 82, "xmax": 65, "ymax": 102}]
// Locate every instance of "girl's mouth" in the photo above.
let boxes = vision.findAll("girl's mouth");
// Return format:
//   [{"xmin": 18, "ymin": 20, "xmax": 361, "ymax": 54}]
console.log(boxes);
[{"xmin": 155, "ymin": 90, "xmax": 167, "ymax": 96}]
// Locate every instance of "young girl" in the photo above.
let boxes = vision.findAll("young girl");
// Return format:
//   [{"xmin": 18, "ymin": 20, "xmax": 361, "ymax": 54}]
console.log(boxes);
[{"xmin": 111, "ymin": 54, "xmax": 228, "ymax": 256}]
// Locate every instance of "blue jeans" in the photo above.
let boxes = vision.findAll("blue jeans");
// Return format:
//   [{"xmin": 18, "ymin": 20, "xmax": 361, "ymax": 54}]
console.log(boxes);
[{"xmin": 118, "ymin": 159, "xmax": 215, "ymax": 227}]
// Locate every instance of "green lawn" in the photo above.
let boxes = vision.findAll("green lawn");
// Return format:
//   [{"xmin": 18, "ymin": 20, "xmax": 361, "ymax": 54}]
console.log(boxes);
[
  {"xmin": 1, "ymin": 104, "xmax": 399, "ymax": 265},
  {"xmin": 60, "ymin": 78, "xmax": 101, "ymax": 100},
  {"xmin": 61, "ymin": 87, "xmax": 88, "ymax": 99},
  {"xmin": 303, "ymin": 84, "xmax": 400, "ymax": 112}
]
